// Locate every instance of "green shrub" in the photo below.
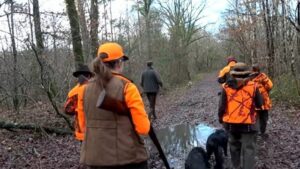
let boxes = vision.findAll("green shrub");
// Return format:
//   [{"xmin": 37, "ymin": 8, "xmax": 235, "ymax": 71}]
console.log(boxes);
[{"xmin": 271, "ymin": 74, "xmax": 300, "ymax": 106}]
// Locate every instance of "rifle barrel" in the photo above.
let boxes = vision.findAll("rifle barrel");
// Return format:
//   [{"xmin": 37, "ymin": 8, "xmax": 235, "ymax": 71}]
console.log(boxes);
[{"xmin": 149, "ymin": 125, "xmax": 172, "ymax": 169}]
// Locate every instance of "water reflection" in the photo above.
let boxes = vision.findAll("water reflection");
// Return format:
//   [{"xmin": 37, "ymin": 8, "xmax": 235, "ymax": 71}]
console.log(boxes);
[{"xmin": 154, "ymin": 123, "xmax": 215, "ymax": 169}]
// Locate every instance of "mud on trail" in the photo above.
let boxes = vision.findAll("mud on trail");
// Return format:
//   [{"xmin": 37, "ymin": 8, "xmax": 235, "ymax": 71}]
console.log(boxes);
[
  {"xmin": 1, "ymin": 73, "xmax": 300, "ymax": 169},
  {"xmin": 150, "ymin": 73, "xmax": 300, "ymax": 169}
]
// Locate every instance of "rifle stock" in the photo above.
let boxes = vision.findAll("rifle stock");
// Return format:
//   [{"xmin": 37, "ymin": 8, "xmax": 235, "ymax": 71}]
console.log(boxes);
[{"xmin": 97, "ymin": 90, "xmax": 172, "ymax": 169}]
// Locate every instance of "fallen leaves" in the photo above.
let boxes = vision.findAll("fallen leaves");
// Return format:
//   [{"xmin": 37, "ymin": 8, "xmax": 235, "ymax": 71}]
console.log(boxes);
[{"xmin": 0, "ymin": 73, "xmax": 299, "ymax": 169}]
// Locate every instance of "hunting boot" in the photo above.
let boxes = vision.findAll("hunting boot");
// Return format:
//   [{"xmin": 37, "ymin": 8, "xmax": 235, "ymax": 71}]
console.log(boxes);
[{"xmin": 149, "ymin": 108, "xmax": 157, "ymax": 120}]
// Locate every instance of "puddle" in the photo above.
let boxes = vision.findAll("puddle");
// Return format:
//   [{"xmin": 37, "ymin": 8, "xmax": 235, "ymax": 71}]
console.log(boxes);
[{"xmin": 152, "ymin": 123, "xmax": 215, "ymax": 169}]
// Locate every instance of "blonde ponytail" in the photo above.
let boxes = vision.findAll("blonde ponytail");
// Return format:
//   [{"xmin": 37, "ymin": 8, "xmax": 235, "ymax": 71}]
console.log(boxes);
[{"xmin": 92, "ymin": 57, "xmax": 112, "ymax": 88}]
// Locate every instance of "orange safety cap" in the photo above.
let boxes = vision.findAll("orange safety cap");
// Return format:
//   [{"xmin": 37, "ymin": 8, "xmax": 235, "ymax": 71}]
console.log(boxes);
[{"xmin": 97, "ymin": 42, "xmax": 129, "ymax": 62}]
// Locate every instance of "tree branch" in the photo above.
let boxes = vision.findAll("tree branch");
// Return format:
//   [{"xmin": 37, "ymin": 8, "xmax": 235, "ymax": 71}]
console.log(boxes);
[
  {"xmin": 287, "ymin": 16, "xmax": 300, "ymax": 32},
  {"xmin": 25, "ymin": 41, "xmax": 74, "ymax": 131}
]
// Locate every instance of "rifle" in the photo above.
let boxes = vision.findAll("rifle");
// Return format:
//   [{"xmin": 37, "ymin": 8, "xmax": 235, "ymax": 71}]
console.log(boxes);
[
  {"xmin": 148, "ymin": 125, "xmax": 172, "ymax": 169},
  {"xmin": 96, "ymin": 90, "xmax": 172, "ymax": 169}
]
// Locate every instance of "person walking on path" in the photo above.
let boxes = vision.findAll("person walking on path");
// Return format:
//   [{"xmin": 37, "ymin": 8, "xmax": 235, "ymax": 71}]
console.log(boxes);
[
  {"xmin": 64, "ymin": 64, "xmax": 93, "ymax": 141},
  {"xmin": 218, "ymin": 62, "xmax": 264, "ymax": 169},
  {"xmin": 218, "ymin": 56, "xmax": 237, "ymax": 84},
  {"xmin": 80, "ymin": 42, "xmax": 150, "ymax": 169},
  {"xmin": 140, "ymin": 61, "xmax": 163, "ymax": 119},
  {"xmin": 250, "ymin": 64, "xmax": 273, "ymax": 135}
]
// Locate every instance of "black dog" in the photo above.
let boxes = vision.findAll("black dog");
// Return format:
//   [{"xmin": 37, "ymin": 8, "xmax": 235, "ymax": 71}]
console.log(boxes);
[
  {"xmin": 185, "ymin": 147, "xmax": 210, "ymax": 169},
  {"xmin": 206, "ymin": 129, "xmax": 228, "ymax": 169}
]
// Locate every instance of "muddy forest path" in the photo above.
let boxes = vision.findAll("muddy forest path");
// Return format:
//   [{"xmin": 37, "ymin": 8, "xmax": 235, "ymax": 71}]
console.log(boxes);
[
  {"xmin": 0, "ymin": 73, "xmax": 299, "ymax": 169},
  {"xmin": 151, "ymin": 72, "xmax": 300, "ymax": 169},
  {"xmin": 154, "ymin": 73, "xmax": 221, "ymax": 128}
]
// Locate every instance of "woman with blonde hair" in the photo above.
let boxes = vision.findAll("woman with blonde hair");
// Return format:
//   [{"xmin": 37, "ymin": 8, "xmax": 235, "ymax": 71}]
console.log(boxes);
[{"xmin": 80, "ymin": 42, "xmax": 150, "ymax": 169}]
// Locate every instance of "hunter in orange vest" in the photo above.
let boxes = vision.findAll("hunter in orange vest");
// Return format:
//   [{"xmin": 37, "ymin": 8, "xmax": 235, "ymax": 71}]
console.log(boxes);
[
  {"xmin": 217, "ymin": 56, "xmax": 237, "ymax": 84},
  {"xmin": 218, "ymin": 62, "xmax": 263, "ymax": 169},
  {"xmin": 64, "ymin": 65, "xmax": 93, "ymax": 141},
  {"xmin": 250, "ymin": 64, "xmax": 273, "ymax": 134},
  {"xmin": 80, "ymin": 42, "xmax": 150, "ymax": 169}
]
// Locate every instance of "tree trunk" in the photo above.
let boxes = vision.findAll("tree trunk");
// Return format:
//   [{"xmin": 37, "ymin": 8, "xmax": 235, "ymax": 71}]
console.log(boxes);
[
  {"xmin": 146, "ymin": 16, "xmax": 151, "ymax": 60},
  {"xmin": 90, "ymin": 0, "xmax": 99, "ymax": 58},
  {"xmin": 76, "ymin": 0, "xmax": 90, "ymax": 62},
  {"xmin": 293, "ymin": 0, "xmax": 300, "ymax": 96},
  {"xmin": 142, "ymin": 0, "xmax": 153, "ymax": 60},
  {"xmin": 0, "ymin": 120, "xmax": 72, "ymax": 135},
  {"xmin": 297, "ymin": 1, "xmax": 300, "ymax": 58},
  {"xmin": 262, "ymin": 0, "xmax": 275, "ymax": 77},
  {"xmin": 281, "ymin": 0, "xmax": 288, "ymax": 67},
  {"xmin": 65, "ymin": 0, "xmax": 84, "ymax": 68},
  {"xmin": 125, "ymin": 0, "xmax": 130, "ymax": 47},
  {"xmin": 7, "ymin": 1, "xmax": 19, "ymax": 111},
  {"xmin": 28, "ymin": 0, "xmax": 34, "ymax": 44},
  {"xmin": 103, "ymin": 1, "xmax": 108, "ymax": 40},
  {"xmin": 33, "ymin": 0, "xmax": 44, "ymax": 54},
  {"xmin": 252, "ymin": 0, "xmax": 258, "ymax": 64},
  {"xmin": 136, "ymin": 0, "xmax": 142, "ymax": 59},
  {"xmin": 273, "ymin": 0, "xmax": 281, "ymax": 74},
  {"xmin": 109, "ymin": 0, "xmax": 114, "ymax": 40},
  {"xmin": 51, "ymin": 13, "xmax": 58, "ymax": 66}
]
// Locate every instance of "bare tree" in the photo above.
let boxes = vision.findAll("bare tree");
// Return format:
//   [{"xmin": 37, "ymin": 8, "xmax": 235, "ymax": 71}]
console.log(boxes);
[
  {"xmin": 139, "ymin": 0, "xmax": 154, "ymax": 60},
  {"xmin": 101, "ymin": 0, "xmax": 108, "ymax": 40},
  {"xmin": 135, "ymin": 0, "xmax": 143, "ymax": 59},
  {"xmin": 90, "ymin": 0, "xmax": 99, "ymax": 58},
  {"xmin": 109, "ymin": 0, "xmax": 114, "ymax": 40},
  {"xmin": 76, "ymin": 0, "xmax": 90, "ymax": 62},
  {"xmin": 297, "ymin": 0, "xmax": 300, "ymax": 55},
  {"xmin": 281, "ymin": 0, "xmax": 288, "ymax": 65},
  {"xmin": 291, "ymin": 0, "xmax": 300, "ymax": 96},
  {"xmin": 223, "ymin": 0, "xmax": 300, "ymax": 97},
  {"xmin": 6, "ymin": 0, "xmax": 19, "ymax": 111},
  {"xmin": 65, "ymin": 0, "xmax": 84, "ymax": 68},
  {"xmin": 261, "ymin": 0, "xmax": 275, "ymax": 77},
  {"xmin": 159, "ymin": 0, "xmax": 206, "ymax": 82},
  {"xmin": 32, "ymin": 0, "xmax": 73, "ymax": 129}
]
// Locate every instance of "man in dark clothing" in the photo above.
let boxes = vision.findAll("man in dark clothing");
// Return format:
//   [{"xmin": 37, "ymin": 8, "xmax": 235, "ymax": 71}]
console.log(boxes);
[
  {"xmin": 218, "ymin": 62, "xmax": 263, "ymax": 169},
  {"xmin": 141, "ymin": 61, "xmax": 163, "ymax": 119}
]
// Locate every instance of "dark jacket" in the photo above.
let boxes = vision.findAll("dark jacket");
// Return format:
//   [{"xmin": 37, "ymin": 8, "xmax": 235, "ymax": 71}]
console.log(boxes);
[
  {"xmin": 218, "ymin": 77, "xmax": 264, "ymax": 133},
  {"xmin": 141, "ymin": 67, "xmax": 163, "ymax": 93}
]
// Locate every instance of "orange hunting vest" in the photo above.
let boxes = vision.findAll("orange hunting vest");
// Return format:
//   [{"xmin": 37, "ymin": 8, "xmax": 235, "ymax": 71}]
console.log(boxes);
[
  {"xmin": 251, "ymin": 73, "xmax": 273, "ymax": 110},
  {"xmin": 64, "ymin": 83, "xmax": 86, "ymax": 141},
  {"xmin": 222, "ymin": 81, "xmax": 257, "ymax": 124}
]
